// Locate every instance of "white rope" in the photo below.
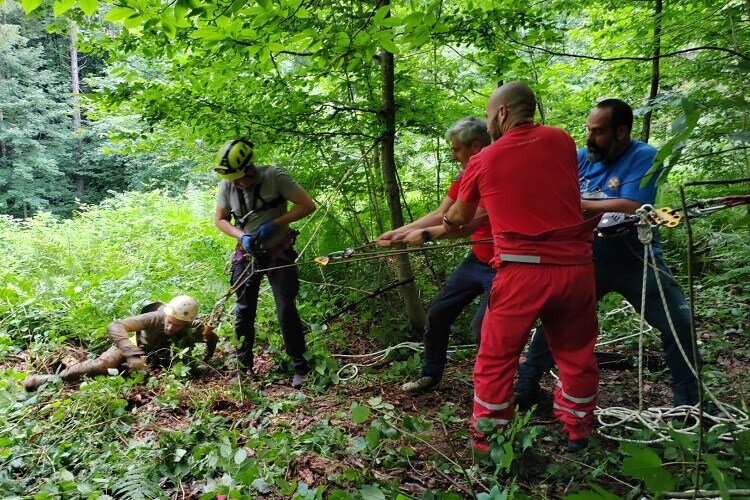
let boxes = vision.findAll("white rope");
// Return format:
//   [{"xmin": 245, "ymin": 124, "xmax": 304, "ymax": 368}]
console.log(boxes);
[
  {"xmin": 593, "ymin": 221, "xmax": 750, "ymax": 443},
  {"xmin": 547, "ymin": 372, "xmax": 750, "ymax": 444},
  {"xmin": 332, "ymin": 342, "xmax": 476, "ymax": 381},
  {"xmin": 638, "ymin": 236, "xmax": 649, "ymax": 411}
]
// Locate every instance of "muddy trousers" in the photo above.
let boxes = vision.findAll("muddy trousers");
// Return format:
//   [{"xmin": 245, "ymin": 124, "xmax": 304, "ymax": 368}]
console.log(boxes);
[
  {"xmin": 516, "ymin": 256, "xmax": 700, "ymax": 406},
  {"xmin": 231, "ymin": 247, "xmax": 308, "ymax": 375},
  {"xmin": 23, "ymin": 346, "xmax": 127, "ymax": 391},
  {"xmin": 472, "ymin": 263, "xmax": 599, "ymax": 443}
]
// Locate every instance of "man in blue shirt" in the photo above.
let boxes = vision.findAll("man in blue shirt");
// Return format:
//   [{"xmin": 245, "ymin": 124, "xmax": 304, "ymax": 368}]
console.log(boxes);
[{"xmin": 515, "ymin": 99, "xmax": 702, "ymax": 407}]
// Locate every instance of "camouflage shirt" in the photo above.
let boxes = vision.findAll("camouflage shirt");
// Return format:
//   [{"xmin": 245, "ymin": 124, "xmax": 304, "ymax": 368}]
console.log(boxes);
[{"xmin": 108, "ymin": 307, "xmax": 218, "ymax": 368}]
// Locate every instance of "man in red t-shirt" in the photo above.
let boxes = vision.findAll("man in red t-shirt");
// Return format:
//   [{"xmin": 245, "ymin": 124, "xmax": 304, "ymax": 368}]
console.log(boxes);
[
  {"xmin": 444, "ymin": 82, "xmax": 599, "ymax": 452},
  {"xmin": 376, "ymin": 117, "xmax": 494, "ymax": 392}
]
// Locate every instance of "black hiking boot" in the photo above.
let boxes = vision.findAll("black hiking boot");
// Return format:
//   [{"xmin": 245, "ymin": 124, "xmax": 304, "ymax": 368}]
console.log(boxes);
[{"xmin": 401, "ymin": 375, "xmax": 441, "ymax": 393}]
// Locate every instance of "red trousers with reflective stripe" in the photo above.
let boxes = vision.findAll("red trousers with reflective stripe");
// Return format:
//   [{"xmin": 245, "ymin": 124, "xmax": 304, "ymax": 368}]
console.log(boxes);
[{"xmin": 472, "ymin": 262, "xmax": 599, "ymax": 441}]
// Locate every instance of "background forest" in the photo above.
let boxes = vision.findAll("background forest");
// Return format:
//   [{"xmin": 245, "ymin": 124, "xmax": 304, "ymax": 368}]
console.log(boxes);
[{"xmin": 0, "ymin": 0, "xmax": 748, "ymax": 498}]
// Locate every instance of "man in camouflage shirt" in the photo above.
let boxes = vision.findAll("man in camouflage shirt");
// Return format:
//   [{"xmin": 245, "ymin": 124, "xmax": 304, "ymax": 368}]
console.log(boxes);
[{"xmin": 23, "ymin": 296, "xmax": 218, "ymax": 391}]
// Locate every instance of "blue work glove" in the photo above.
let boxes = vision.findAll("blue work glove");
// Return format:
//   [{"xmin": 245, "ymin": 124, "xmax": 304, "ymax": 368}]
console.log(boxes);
[
  {"xmin": 255, "ymin": 220, "xmax": 279, "ymax": 243},
  {"xmin": 240, "ymin": 234, "xmax": 257, "ymax": 255}
]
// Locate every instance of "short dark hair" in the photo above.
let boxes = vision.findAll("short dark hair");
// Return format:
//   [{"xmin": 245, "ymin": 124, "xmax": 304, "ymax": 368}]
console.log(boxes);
[{"xmin": 596, "ymin": 98, "xmax": 633, "ymax": 133}]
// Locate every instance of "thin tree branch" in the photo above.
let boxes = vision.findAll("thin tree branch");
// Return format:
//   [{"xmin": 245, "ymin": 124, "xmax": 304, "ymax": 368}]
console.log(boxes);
[
  {"xmin": 507, "ymin": 37, "xmax": 749, "ymax": 62},
  {"xmin": 676, "ymin": 145, "xmax": 750, "ymax": 164}
]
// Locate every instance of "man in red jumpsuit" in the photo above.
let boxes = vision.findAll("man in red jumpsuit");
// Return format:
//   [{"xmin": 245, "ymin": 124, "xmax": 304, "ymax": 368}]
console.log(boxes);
[{"xmin": 443, "ymin": 82, "xmax": 600, "ymax": 452}]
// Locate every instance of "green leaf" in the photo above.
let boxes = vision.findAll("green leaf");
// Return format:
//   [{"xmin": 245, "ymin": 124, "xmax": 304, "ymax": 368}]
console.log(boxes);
[
  {"xmin": 190, "ymin": 26, "xmax": 228, "ymax": 41},
  {"xmin": 360, "ymin": 484, "xmax": 386, "ymax": 500},
  {"xmin": 351, "ymin": 404, "xmax": 370, "ymax": 424},
  {"xmin": 373, "ymin": 4, "xmax": 390, "ymax": 24},
  {"xmin": 236, "ymin": 465, "xmax": 259, "ymax": 485},
  {"xmin": 646, "ymin": 101, "xmax": 700, "ymax": 188},
  {"xmin": 364, "ymin": 425, "xmax": 381, "ymax": 448},
  {"xmin": 104, "ymin": 6, "xmax": 134, "ymax": 22},
  {"xmin": 174, "ymin": 0, "xmax": 189, "ymax": 21},
  {"xmin": 20, "ymin": 0, "xmax": 43, "ymax": 14},
  {"xmin": 252, "ymin": 478, "xmax": 271, "ymax": 494},
  {"xmin": 53, "ymin": 0, "xmax": 75, "ymax": 16},
  {"xmin": 77, "ymin": 0, "xmax": 98, "ymax": 16},
  {"xmin": 704, "ymin": 454, "xmax": 730, "ymax": 500},
  {"xmin": 234, "ymin": 448, "xmax": 247, "ymax": 464},
  {"xmin": 475, "ymin": 418, "xmax": 497, "ymax": 434},
  {"xmin": 621, "ymin": 444, "xmax": 675, "ymax": 494},
  {"xmin": 162, "ymin": 20, "xmax": 176, "ymax": 39},
  {"xmin": 380, "ymin": 37, "xmax": 398, "ymax": 54}
]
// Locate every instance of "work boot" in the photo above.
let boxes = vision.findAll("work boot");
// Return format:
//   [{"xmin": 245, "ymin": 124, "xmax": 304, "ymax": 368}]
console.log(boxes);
[
  {"xmin": 23, "ymin": 374, "xmax": 54, "ymax": 392},
  {"xmin": 514, "ymin": 388, "xmax": 542, "ymax": 411},
  {"xmin": 292, "ymin": 373, "xmax": 305, "ymax": 389},
  {"xmin": 401, "ymin": 375, "xmax": 441, "ymax": 393},
  {"xmin": 566, "ymin": 437, "xmax": 589, "ymax": 453}
]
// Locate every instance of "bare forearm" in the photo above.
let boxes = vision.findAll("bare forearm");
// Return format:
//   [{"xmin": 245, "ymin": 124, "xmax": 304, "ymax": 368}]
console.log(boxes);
[
  {"xmin": 581, "ymin": 198, "xmax": 643, "ymax": 216},
  {"xmin": 404, "ymin": 211, "xmax": 445, "ymax": 231},
  {"xmin": 273, "ymin": 201, "xmax": 316, "ymax": 226},
  {"xmin": 215, "ymin": 217, "xmax": 244, "ymax": 239},
  {"xmin": 444, "ymin": 202, "xmax": 475, "ymax": 231}
]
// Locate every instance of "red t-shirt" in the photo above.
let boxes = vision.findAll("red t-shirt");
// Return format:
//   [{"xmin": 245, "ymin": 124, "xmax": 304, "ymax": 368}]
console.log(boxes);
[
  {"xmin": 457, "ymin": 124, "xmax": 593, "ymax": 267},
  {"xmin": 447, "ymin": 173, "xmax": 493, "ymax": 264}
]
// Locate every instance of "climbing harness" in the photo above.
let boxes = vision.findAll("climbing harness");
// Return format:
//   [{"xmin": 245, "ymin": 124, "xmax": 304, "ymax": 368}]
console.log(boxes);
[{"xmin": 233, "ymin": 181, "xmax": 285, "ymax": 230}]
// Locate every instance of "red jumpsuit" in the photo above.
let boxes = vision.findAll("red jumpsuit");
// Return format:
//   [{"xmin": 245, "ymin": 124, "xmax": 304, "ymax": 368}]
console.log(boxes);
[{"xmin": 457, "ymin": 124, "xmax": 599, "ymax": 445}]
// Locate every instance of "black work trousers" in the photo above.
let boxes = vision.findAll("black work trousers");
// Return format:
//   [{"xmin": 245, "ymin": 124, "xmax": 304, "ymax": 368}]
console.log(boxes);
[{"xmin": 231, "ymin": 246, "xmax": 308, "ymax": 375}]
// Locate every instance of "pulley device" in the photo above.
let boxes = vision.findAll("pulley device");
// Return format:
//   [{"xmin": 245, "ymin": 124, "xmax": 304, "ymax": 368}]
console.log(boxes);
[{"xmin": 595, "ymin": 193, "xmax": 749, "ymax": 238}]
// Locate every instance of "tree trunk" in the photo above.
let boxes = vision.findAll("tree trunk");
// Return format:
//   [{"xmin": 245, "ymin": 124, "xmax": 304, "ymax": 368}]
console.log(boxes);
[
  {"xmin": 70, "ymin": 22, "xmax": 84, "ymax": 199},
  {"xmin": 641, "ymin": 0, "xmax": 662, "ymax": 143},
  {"xmin": 378, "ymin": 11, "xmax": 427, "ymax": 334}
]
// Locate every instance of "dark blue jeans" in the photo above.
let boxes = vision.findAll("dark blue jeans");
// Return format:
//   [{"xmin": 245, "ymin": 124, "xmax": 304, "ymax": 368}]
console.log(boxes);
[
  {"xmin": 231, "ymin": 246, "xmax": 308, "ymax": 375},
  {"xmin": 423, "ymin": 252, "xmax": 496, "ymax": 378},
  {"xmin": 516, "ymin": 255, "xmax": 701, "ymax": 405}
]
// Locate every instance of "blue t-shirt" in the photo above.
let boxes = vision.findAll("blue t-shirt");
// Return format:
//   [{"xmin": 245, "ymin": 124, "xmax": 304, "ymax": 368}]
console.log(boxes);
[{"xmin": 578, "ymin": 140, "xmax": 662, "ymax": 261}]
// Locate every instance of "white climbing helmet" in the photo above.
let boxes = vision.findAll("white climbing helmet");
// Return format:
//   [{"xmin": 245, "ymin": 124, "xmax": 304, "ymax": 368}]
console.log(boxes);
[{"xmin": 164, "ymin": 295, "xmax": 199, "ymax": 322}]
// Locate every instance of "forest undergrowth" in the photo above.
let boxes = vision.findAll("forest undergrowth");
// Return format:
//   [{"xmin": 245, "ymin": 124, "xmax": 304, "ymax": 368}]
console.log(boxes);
[{"xmin": 0, "ymin": 189, "xmax": 748, "ymax": 499}]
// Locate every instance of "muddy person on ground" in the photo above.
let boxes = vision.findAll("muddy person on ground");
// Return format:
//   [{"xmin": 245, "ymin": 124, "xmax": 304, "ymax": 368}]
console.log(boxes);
[{"xmin": 23, "ymin": 295, "xmax": 218, "ymax": 391}]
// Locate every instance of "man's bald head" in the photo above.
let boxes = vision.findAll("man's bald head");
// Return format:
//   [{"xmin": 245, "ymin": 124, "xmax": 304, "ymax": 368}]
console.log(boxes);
[{"xmin": 486, "ymin": 81, "xmax": 536, "ymax": 140}]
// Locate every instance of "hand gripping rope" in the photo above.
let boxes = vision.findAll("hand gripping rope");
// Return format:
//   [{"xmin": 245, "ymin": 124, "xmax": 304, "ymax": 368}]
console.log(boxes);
[{"xmin": 205, "ymin": 238, "xmax": 494, "ymax": 338}]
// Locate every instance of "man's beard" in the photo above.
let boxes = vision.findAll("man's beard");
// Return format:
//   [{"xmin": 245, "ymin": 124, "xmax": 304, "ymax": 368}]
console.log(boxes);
[
  {"xmin": 587, "ymin": 137, "xmax": 622, "ymax": 163},
  {"xmin": 490, "ymin": 115, "xmax": 502, "ymax": 141}
]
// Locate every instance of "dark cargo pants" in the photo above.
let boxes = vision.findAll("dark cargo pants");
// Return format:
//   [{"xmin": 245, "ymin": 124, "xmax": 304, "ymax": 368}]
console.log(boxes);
[
  {"xmin": 422, "ymin": 252, "xmax": 496, "ymax": 378},
  {"xmin": 231, "ymin": 246, "xmax": 308, "ymax": 375}
]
